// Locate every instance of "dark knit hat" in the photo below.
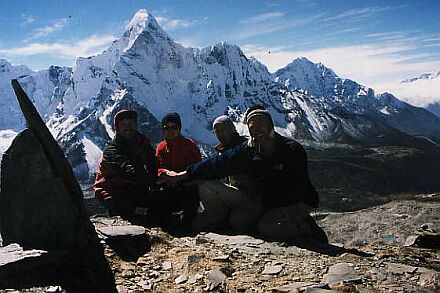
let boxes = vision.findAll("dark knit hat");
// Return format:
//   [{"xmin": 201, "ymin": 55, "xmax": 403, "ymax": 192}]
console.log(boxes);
[
  {"xmin": 244, "ymin": 105, "xmax": 274, "ymax": 126},
  {"xmin": 114, "ymin": 109, "xmax": 138, "ymax": 126},
  {"xmin": 213, "ymin": 115, "xmax": 232, "ymax": 128},
  {"xmin": 161, "ymin": 112, "xmax": 182, "ymax": 128},
  {"xmin": 213, "ymin": 115, "xmax": 236, "ymax": 133}
]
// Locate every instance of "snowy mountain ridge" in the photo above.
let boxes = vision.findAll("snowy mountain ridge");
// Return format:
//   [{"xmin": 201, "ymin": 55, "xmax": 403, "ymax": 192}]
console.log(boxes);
[
  {"xmin": 398, "ymin": 71, "xmax": 440, "ymax": 117},
  {"xmin": 402, "ymin": 71, "xmax": 440, "ymax": 83},
  {"xmin": 1, "ymin": 9, "xmax": 440, "ymax": 180}
]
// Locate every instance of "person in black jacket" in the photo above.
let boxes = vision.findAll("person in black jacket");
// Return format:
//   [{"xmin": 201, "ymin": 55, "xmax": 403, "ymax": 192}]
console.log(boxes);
[
  {"xmin": 160, "ymin": 106, "xmax": 327, "ymax": 242},
  {"xmin": 93, "ymin": 109, "xmax": 157, "ymax": 220}
]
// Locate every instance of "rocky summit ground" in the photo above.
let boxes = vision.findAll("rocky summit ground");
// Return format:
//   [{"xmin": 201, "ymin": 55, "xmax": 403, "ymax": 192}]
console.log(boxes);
[{"xmin": 1, "ymin": 194, "xmax": 439, "ymax": 293}]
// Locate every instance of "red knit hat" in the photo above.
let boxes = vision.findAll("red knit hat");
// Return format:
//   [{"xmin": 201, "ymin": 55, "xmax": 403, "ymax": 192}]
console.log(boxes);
[{"xmin": 114, "ymin": 109, "xmax": 138, "ymax": 126}]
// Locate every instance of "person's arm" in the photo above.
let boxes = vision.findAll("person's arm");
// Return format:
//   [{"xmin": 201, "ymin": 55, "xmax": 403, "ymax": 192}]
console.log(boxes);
[
  {"xmin": 158, "ymin": 143, "xmax": 248, "ymax": 185},
  {"xmin": 287, "ymin": 141, "xmax": 319, "ymax": 208},
  {"xmin": 188, "ymin": 143, "xmax": 248, "ymax": 180},
  {"xmin": 145, "ymin": 140, "xmax": 158, "ymax": 186}
]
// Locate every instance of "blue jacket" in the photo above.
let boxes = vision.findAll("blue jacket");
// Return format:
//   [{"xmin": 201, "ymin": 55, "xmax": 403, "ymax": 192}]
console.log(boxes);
[{"xmin": 186, "ymin": 133, "xmax": 319, "ymax": 209}]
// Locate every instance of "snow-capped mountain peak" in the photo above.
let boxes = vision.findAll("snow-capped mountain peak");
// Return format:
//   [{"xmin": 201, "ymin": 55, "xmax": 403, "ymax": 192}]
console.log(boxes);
[
  {"xmin": 1, "ymin": 10, "xmax": 440, "ymax": 182},
  {"xmin": 123, "ymin": 9, "xmax": 169, "ymax": 51},
  {"xmin": 273, "ymin": 57, "xmax": 340, "ymax": 96}
]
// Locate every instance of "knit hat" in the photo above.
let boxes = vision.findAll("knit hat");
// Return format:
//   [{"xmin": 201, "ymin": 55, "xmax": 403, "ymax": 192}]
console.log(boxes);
[
  {"xmin": 212, "ymin": 115, "xmax": 236, "ymax": 131},
  {"xmin": 244, "ymin": 105, "xmax": 273, "ymax": 126},
  {"xmin": 114, "ymin": 109, "xmax": 138, "ymax": 126},
  {"xmin": 161, "ymin": 112, "xmax": 182, "ymax": 128}
]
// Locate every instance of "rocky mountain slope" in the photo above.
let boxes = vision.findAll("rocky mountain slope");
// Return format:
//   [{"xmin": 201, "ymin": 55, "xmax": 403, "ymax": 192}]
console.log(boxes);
[
  {"xmin": 2, "ymin": 195, "xmax": 439, "ymax": 292},
  {"xmin": 426, "ymin": 102, "xmax": 440, "ymax": 118}
]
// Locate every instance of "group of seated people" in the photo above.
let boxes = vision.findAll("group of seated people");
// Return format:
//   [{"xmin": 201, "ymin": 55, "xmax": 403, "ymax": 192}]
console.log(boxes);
[{"xmin": 93, "ymin": 105, "xmax": 327, "ymax": 242}]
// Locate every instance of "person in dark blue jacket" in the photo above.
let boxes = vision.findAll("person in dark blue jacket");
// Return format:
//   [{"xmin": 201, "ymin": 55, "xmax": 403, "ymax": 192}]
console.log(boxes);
[
  {"xmin": 160, "ymin": 105, "xmax": 326, "ymax": 242},
  {"xmin": 192, "ymin": 115, "xmax": 253, "ymax": 232}
]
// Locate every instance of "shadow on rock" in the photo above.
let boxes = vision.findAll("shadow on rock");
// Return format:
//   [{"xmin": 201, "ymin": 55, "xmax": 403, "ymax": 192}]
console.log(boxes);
[{"xmin": 285, "ymin": 239, "xmax": 374, "ymax": 257}]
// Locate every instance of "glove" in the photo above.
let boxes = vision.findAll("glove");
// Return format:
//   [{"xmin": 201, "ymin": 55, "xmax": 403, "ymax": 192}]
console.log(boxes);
[{"xmin": 102, "ymin": 196, "xmax": 116, "ymax": 216}]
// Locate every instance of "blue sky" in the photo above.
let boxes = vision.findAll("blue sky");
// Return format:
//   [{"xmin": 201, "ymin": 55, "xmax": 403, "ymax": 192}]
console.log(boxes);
[{"xmin": 1, "ymin": 0, "xmax": 439, "ymax": 105}]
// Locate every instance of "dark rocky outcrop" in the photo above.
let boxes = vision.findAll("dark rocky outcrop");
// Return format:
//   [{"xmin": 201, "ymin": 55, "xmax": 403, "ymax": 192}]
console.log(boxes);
[{"xmin": 0, "ymin": 80, "xmax": 116, "ymax": 291}]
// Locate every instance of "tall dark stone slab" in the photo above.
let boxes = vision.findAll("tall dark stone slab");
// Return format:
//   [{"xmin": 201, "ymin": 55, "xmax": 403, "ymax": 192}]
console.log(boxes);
[
  {"xmin": 0, "ymin": 80, "xmax": 116, "ymax": 292},
  {"xmin": 0, "ymin": 129, "xmax": 78, "ymax": 249}
]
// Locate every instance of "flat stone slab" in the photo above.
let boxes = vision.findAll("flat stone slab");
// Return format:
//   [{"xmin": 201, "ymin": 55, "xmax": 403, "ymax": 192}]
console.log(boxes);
[
  {"xmin": 323, "ymin": 262, "xmax": 361, "ymax": 286},
  {"xmin": 0, "ymin": 243, "xmax": 68, "ymax": 289},
  {"xmin": 262, "ymin": 264, "xmax": 283, "ymax": 275},
  {"xmin": 97, "ymin": 225, "xmax": 150, "ymax": 261},
  {"xmin": 175, "ymin": 274, "xmax": 188, "ymax": 284},
  {"xmin": 386, "ymin": 263, "xmax": 418, "ymax": 275},
  {"xmin": 162, "ymin": 261, "xmax": 172, "ymax": 270},
  {"xmin": 304, "ymin": 288, "xmax": 342, "ymax": 293},
  {"xmin": 203, "ymin": 233, "xmax": 265, "ymax": 246},
  {"xmin": 212, "ymin": 254, "xmax": 230, "ymax": 262},
  {"xmin": 0, "ymin": 243, "xmax": 47, "ymax": 266},
  {"xmin": 269, "ymin": 282, "xmax": 319, "ymax": 292},
  {"xmin": 97, "ymin": 225, "xmax": 146, "ymax": 237}
]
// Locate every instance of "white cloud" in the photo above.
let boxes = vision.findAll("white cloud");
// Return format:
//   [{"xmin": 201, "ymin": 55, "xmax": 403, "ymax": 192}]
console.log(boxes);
[
  {"xmin": 26, "ymin": 18, "xmax": 68, "ymax": 41},
  {"xmin": 155, "ymin": 16, "xmax": 193, "ymax": 30},
  {"xmin": 239, "ymin": 12, "xmax": 284, "ymax": 24},
  {"xmin": 323, "ymin": 5, "xmax": 406, "ymax": 23},
  {"xmin": 20, "ymin": 14, "xmax": 36, "ymax": 26},
  {"xmin": 242, "ymin": 43, "xmax": 440, "ymax": 106},
  {"xmin": 0, "ymin": 35, "xmax": 116, "ymax": 58},
  {"xmin": 231, "ymin": 13, "xmax": 326, "ymax": 40},
  {"xmin": 381, "ymin": 76, "xmax": 440, "ymax": 107},
  {"xmin": 421, "ymin": 37, "xmax": 440, "ymax": 42}
]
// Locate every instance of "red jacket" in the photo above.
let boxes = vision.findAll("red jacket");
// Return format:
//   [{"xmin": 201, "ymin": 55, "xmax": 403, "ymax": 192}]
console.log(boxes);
[
  {"xmin": 155, "ymin": 135, "xmax": 202, "ymax": 176},
  {"xmin": 93, "ymin": 133, "xmax": 157, "ymax": 200}
]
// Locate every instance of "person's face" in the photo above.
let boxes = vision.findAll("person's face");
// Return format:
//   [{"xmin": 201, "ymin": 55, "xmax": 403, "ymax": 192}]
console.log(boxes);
[
  {"xmin": 214, "ymin": 123, "xmax": 234, "ymax": 145},
  {"xmin": 163, "ymin": 122, "xmax": 180, "ymax": 140},
  {"xmin": 116, "ymin": 119, "xmax": 137, "ymax": 139},
  {"xmin": 247, "ymin": 115, "xmax": 273, "ymax": 143}
]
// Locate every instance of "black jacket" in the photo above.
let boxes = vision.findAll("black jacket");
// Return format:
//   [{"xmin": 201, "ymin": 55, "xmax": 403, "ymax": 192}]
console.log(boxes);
[{"xmin": 187, "ymin": 133, "xmax": 318, "ymax": 209}]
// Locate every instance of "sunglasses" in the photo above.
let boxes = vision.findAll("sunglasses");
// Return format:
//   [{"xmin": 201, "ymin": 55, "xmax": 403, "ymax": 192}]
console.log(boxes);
[{"xmin": 163, "ymin": 124, "xmax": 179, "ymax": 130}]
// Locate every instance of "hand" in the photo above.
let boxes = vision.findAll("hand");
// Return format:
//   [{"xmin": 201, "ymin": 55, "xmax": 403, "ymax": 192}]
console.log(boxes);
[
  {"xmin": 156, "ymin": 170, "xmax": 188, "ymax": 185},
  {"xmin": 160, "ymin": 170, "xmax": 179, "ymax": 177}
]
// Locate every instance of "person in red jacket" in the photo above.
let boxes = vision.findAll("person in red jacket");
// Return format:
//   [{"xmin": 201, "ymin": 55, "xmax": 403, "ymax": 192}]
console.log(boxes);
[
  {"xmin": 153, "ymin": 112, "xmax": 201, "ymax": 227},
  {"xmin": 93, "ymin": 109, "xmax": 157, "ymax": 220},
  {"xmin": 156, "ymin": 112, "xmax": 202, "ymax": 176}
]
